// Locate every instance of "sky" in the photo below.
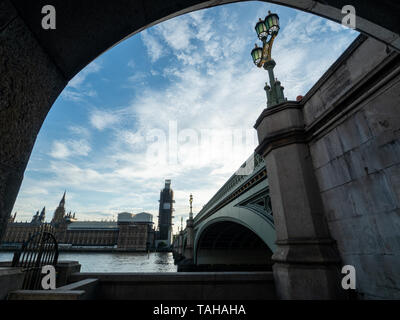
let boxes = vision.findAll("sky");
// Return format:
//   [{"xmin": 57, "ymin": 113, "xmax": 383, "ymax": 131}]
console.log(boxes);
[{"xmin": 11, "ymin": 1, "xmax": 358, "ymax": 233}]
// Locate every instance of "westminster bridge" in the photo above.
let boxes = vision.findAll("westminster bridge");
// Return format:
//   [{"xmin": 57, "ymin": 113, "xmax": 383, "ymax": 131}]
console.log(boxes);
[{"xmin": 173, "ymin": 153, "xmax": 276, "ymax": 268}]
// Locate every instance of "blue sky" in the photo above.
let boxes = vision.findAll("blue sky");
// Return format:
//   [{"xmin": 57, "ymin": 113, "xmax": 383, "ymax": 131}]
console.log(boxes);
[{"xmin": 12, "ymin": 2, "xmax": 358, "ymax": 232}]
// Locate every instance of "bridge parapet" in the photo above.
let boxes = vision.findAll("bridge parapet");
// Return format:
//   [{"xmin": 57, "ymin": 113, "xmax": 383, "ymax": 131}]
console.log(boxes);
[{"xmin": 194, "ymin": 153, "xmax": 267, "ymax": 223}]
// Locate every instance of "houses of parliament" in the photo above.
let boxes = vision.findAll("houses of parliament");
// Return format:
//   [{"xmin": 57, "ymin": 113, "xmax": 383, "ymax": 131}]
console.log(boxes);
[{"xmin": 1, "ymin": 192, "xmax": 156, "ymax": 251}]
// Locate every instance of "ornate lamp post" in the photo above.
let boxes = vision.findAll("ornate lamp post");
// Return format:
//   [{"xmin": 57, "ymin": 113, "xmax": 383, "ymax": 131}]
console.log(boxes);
[
  {"xmin": 189, "ymin": 194, "xmax": 193, "ymax": 220},
  {"xmin": 251, "ymin": 11, "xmax": 286, "ymax": 107}
]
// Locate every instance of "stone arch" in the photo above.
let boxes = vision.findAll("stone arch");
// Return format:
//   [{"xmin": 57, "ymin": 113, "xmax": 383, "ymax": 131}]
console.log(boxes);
[
  {"xmin": 9, "ymin": 1, "xmax": 400, "ymax": 80},
  {"xmin": 194, "ymin": 212, "xmax": 275, "ymax": 265},
  {"xmin": 194, "ymin": 218, "xmax": 273, "ymax": 266}
]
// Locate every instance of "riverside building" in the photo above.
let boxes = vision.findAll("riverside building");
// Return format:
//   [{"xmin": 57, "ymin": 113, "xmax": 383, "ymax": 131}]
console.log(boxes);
[{"xmin": 1, "ymin": 192, "xmax": 155, "ymax": 251}]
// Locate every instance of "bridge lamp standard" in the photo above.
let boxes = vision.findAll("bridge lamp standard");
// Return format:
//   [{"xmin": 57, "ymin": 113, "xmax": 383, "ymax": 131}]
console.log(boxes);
[{"xmin": 251, "ymin": 11, "xmax": 286, "ymax": 108}]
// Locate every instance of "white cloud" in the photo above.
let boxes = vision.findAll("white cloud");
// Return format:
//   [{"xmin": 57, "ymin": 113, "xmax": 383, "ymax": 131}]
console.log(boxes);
[
  {"xmin": 69, "ymin": 125, "xmax": 91, "ymax": 138},
  {"xmin": 68, "ymin": 61, "xmax": 102, "ymax": 89},
  {"xmin": 50, "ymin": 141, "xmax": 70, "ymax": 158},
  {"xmin": 89, "ymin": 109, "xmax": 121, "ymax": 131},
  {"xmin": 49, "ymin": 139, "xmax": 91, "ymax": 159},
  {"xmin": 141, "ymin": 30, "xmax": 164, "ymax": 62},
  {"xmin": 24, "ymin": 187, "xmax": 49, "ymax": 196},
  {"xmin": 61, "ymin": 61, "xmax": 102, "ymax": 102},
  {"xmin": 143, "ymin": 9, "xmax": 224, "ymax": 66},
  {"xmin": 128, "ymin": 71, "xmax": 148, "ymax": 83},
  {"xmin": 155, "ymin": 18, "xmax": 193, "ymax": 51}
]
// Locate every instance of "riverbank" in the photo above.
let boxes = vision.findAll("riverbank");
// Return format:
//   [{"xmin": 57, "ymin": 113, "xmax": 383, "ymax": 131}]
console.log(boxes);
[{"xmin": 0, "ymin": 245, "xmax": 172, "ymax": 253}]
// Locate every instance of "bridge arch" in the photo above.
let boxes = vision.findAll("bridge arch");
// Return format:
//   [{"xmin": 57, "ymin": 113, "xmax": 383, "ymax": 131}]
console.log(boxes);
[
  {"xmin": 194, "ymin": 217, "xmax": 273, "ymax": 266},
  {"xmin": 9, "ymin": 0, "xmax": 400, "ymax": 81},
  {"xmin": 194, "ymin": 204, "xmax": 276, "ymax": 265}
]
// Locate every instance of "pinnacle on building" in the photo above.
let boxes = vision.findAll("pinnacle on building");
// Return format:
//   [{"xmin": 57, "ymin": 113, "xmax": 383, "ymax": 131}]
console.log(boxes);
[
  {"xmin": 31, "ymin": 207, "xmax": 45, "ymax": 225},
  {"xmin": 39, "ymin": 207, "xmax": 46, "ymax": 223},
  {"xmin": 51, "ymin": 191, "xmax": 66, "ymax": 225},
  {"xmin": 8, "ymin": 212, "xmax": 17, "ymax": 223}
]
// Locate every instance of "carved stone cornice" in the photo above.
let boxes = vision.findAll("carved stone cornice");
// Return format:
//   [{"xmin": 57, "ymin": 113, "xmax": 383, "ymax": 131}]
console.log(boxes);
[
  {"xmin": 254, "ymin": 101, "xmax": 306, "ymax": 158},
  {"xmin": 254, "ymin": 101, "xmax": 302, "ymax": 129},
  {"xmin": 255, "ymin": 127, "xmax": 306, "ymax": 158},
  {"xmin": 272, "ymin": 237, "xmax": 341, "ymax": 265}
]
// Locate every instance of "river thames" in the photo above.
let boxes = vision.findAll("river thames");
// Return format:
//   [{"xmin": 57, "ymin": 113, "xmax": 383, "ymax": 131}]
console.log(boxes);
[{"xmin": 0, "ymin": 251, "xmax": 177, "ymax": 272}]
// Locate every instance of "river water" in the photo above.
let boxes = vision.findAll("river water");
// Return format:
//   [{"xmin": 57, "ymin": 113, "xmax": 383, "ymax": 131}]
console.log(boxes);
[{"xmin": 0, "ymin": 251, "xmax": 177, "ymax": 272}]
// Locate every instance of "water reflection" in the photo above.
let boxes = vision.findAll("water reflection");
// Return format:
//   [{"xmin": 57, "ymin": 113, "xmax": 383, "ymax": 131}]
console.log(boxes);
[{"xmin": 0, "ymin": 251, "xmax": 177, "ymax": 273}]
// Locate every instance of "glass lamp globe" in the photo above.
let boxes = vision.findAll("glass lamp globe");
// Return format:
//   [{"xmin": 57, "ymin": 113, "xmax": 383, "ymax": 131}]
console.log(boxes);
[
  {"xmin": 265, "ymin": 11, "xmax": 280, "ymax": 35},
  {"xmin": 255, "ymin": 18, "xmax": 268, "ymax": 40},
  {"xmin": 251, "ymin": 44, "xmax": 263, "ymax": 65}
]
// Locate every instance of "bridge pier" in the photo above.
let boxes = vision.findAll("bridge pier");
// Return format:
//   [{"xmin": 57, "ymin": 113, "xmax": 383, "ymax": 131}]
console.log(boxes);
[
  {"xmin": 172, "ymin": 219, "xmax": 194, "ymax": 267},
  {"xmin": 176, "ymin": 231, "xmax": 184, "ymax": 261},
  {"xmin": 183, "ymin": 218, "xmax": 194, "ymax": 260},
  {"xmin": 255, "ymin": 102, "xmax": 343, "ymax": 299}
]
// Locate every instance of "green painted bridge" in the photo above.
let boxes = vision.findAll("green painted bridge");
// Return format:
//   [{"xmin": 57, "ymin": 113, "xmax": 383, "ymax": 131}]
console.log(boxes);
[{"xmin": 173, "ymin": 153, "xmax": 276, "ymax": 268}]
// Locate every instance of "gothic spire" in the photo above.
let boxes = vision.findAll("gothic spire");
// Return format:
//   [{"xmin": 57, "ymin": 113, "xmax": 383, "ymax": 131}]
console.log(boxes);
[
  {"xmin": 59, "ymin": 190, "xmax": 66, "ymax": 207},
  {"xmin": 39, "ymin": 207, "xmax": 46, "ymax": 222}
]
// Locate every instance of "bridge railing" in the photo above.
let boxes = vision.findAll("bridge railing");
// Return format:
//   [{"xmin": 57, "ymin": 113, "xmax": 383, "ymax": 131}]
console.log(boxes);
[{"xmin": 194, "ymin": 153, "xmax": 266, "ymax": 222}]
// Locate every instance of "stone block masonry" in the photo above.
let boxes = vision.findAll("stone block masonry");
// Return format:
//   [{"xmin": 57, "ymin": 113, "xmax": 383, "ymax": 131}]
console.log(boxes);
[
  {"xmin": 256, "ymin": 34, "xmax": 400, "ymax": 299},
  {"xmin": 307, "ymin": 36, "xmax": 400, "ymax": 299}
]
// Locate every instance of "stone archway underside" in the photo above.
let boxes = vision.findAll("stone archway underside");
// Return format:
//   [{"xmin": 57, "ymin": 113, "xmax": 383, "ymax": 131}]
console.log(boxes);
[
  {"xmin": 8, "ymin": 0, "xmax": 400, "ymax": 80},
  {"xmin": 195, "ymin": 221, "xmax": 273, "ymax": 265}
]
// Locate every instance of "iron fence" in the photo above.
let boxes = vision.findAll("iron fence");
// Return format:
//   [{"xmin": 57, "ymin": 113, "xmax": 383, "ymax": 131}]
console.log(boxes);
[{"xmin": 11, "ymin": 224, "xmax": 59, "ymax": 290}]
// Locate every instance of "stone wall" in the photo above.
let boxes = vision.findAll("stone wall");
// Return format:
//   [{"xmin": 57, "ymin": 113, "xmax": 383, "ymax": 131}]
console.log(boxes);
[
  {"xmin": 117, "ymin": 223, "xmax": 148, "ymax": 250},
  {"xmin": 306, "ymin": 35, "xmax": 400, "ymax": 299},
  {"xmin": 64, "ymin": 229, "xmax": 119, "ymax": 246},
  {"xmin": 69, "ymin": 272, "xmax": 276, "ymax": 300},
  {"xmin": 1, "ymin": 223, "xmax": 42, "ymax": 243},
  {"xmin": 0, "ymin": 0, "xmax": 67, "ymax": 241},
  {"xmin": 0, "ymin": 267, "xmax": 25, "ymax": 300},
  {"xmin": 196, "ymin": 248, "xmax": 272, "ymax": 265}
]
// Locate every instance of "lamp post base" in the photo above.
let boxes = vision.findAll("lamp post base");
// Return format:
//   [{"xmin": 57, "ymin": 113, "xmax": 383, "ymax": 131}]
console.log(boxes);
[{"xmin": 263, "ymin": 59, "xmax": 286, "ymax": 107}]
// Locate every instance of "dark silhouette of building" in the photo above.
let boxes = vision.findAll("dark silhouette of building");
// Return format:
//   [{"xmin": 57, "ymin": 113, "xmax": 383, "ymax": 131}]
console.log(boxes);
[
  {"xmin": 31, "ymin": 207, "xmax": 46, "ymax": 225},
  {"xmin": 156, "ymin": 180, "xmax": 175, "ymax": 247}
]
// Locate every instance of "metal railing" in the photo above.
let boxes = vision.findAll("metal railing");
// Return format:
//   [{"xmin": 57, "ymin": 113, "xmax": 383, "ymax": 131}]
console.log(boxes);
[
  {"xmin": 195, "ymin": 153, "xmax": 266, "ymax": 221},
  {"xmin": 11, "ymin": 224, "xmax": 59, "ymax": 290}
]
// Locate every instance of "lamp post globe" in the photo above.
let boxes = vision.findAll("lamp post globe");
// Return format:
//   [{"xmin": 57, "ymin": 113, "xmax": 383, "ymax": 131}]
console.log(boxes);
[
  {"xmin": 255, "ymin": 18, "xmax": 268, "ymax": 40},
  {"xmin": 265, "ymin": 11, "xmax": 280, "ymax": 36},
  {"xmin": 251, "ymin": 10, "xmax": 286, "ymax": 108},
  {"xmin": 251, "ymin": 44, "xmax": 263, "ymax": 66}
]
